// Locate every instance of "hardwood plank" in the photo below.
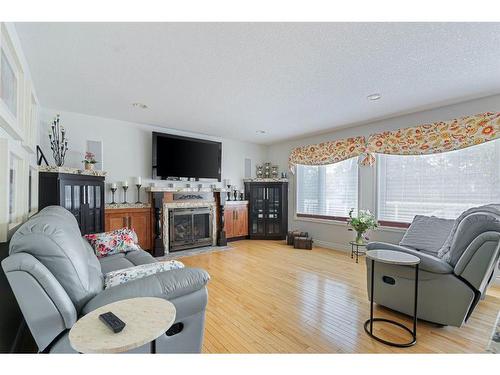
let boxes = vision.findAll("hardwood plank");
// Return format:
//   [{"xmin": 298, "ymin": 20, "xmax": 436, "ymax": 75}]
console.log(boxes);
[{"xmin": 180, "ymin": 240, "xmax": 500, "ymax": 353}]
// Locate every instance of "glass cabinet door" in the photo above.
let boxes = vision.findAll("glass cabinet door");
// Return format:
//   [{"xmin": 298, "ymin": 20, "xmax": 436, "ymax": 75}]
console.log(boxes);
[
  {"xmin": 265, "ymin": 186, "xmax": 282, "ymax": 236},
  {"xmin": 60, "ymin": 181, "xmax": 83, "ymax": 228},
  {"xmin": 250, "ymin": 185, "xmax": 266, "ymax": 235},
  {"xmin": 85, "ymin": 183, "xmax": 103, "ymax": 234}
]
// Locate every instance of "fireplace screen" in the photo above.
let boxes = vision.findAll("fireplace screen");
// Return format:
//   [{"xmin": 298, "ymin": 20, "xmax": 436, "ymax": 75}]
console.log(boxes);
[{"xmin": 169, "ymin": 207, "xmax": 213, "ymax": 252}]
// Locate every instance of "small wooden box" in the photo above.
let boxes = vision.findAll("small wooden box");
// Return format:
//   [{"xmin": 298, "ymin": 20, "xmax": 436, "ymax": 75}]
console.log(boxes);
[
  {"xmin": 293, "ymin": 236, "xmax": 313, "ymax": 250},
  {"xmin": 287, "ymin": 230, "xmax": 309, "ymax": 246}
]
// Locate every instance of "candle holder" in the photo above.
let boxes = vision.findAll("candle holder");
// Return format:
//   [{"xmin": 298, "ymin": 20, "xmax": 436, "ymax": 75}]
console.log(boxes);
[
  {"xmin": 110, "ymin": 187, "xmax": 117, "ymax": 204},
  {"xmin": 122, "ymin": 185, "xmax": 129, "ymax": 204},
  {"xmin": 226, "ymin": 184, "xmax": 232, "ymax": 201},
  {"xmin": 135, "ymin": 184, "xmax": 142, "ymax": 204}
]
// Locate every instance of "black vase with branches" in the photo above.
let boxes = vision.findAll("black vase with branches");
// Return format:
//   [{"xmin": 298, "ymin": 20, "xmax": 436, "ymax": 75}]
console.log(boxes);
[{"xmin": 48, "ymin": 114, "xmax": 68, "ymax": 166}]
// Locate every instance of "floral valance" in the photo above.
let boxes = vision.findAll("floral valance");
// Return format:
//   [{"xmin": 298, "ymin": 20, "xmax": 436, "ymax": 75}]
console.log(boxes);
[
  {"xmin": 288, "ymin": 112, "xmax": 500, "ymax": 171},
  {"xmin": 288, "ymin": 136, "xmax": 366, "ymax": 172},
  {"xmin": 365, "ymin": 112, "xmax": 500, "ymax": 156}
]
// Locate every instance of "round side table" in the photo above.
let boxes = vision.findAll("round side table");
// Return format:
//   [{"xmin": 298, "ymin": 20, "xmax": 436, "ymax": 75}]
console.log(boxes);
[
  {"xmin": 69, "ymin": 297, "xmax": 176, "ymax": 353},
  {"xmin": 364, "ymin": 250, "xmax": 420, "ymax": 347},
  {"xmin": 349, "ymin": 241, "xmax": 367, "ymax": 263}
]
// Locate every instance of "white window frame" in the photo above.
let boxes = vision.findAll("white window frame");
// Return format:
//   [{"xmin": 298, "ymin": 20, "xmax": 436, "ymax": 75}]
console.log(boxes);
[
  {"xmin": 294, "ymin": 158, "xmax": 360, "ymax": 222},
  {"xmin": 375, "ymin": 141, "xmax": 500, "ymax": 226},
  {"xmin": 0, "ymin": 23, "xmax": 24, "ymax": 141}
]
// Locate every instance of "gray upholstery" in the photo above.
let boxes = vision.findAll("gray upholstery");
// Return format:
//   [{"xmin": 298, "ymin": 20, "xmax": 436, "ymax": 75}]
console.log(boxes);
[
  {"xmin": 99, "ymin": 250, "xmax": 157, "ymax": 274},
  {"xmin": 367, "ymin": 242, "xmax": 453, "ymax": 274},
  {"xmin": 399, "ymin": 215, "xmax": 455, "ymax": 254},
  {"xmin": 366, "ymin": 208, "xmax": 500, "ymax": 327},
  {"xmin": 1, "ymin": 206, "xmax": 210, "ymax": 353},
  {"xmin": 447, "ymin": 212, "xmax": 500, "ymax": 266},
  {"xmin": 9, "ymin": 206, "xmax": 103, "ymax": 310}
]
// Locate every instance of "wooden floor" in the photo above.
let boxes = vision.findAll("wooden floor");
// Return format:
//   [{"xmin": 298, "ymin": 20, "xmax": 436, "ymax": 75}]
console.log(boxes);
[{"xmin": 180, "ymin": 240, "xmax": 500, "ymax": 353}]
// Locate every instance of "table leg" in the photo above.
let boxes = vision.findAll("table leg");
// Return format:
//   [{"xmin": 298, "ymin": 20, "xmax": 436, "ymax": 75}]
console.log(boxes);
[
  {"xmin": 351, "ymin": 244, "xmax": 353, "ymax": 259},
  {"xmin": 363, "ymin": 260, "xmax": 418, "ymax": 347},
  {"xmin": 413, "ymin": 264, "xmax": 419, "ymax": 337},
  {"xmin": 151, "ymin": 339, "xmax": 156, "ymax": 354},
  {"xmin": 356, "ymin": 246, "xmax": 359, "ymax": 263},
  {"xmin": 369, "ymin": 259, "xmax": 374, "ymax": 334}
]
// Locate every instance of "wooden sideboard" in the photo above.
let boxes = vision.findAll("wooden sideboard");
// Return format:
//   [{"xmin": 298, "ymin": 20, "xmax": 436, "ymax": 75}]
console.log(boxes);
[
  {"xmin": 105, "ymin": 206, "xmax": 152, "ymax": 251},
  {"xmin": 224, "ymin": 201, "xmax": 249, "ymax": 240}
]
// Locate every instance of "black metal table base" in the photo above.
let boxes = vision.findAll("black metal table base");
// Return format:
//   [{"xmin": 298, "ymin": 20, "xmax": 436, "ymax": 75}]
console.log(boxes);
[
  {"xmin": 364, "ymin": 258, "xmax": 419, "ymax": 347},
  {"xmin": 363, "ymin": 318, "xmax": 416, "ymax": 347},
  {"xmin": 350, "ymin": 242, "xmax": 366, "ymax": 263}
]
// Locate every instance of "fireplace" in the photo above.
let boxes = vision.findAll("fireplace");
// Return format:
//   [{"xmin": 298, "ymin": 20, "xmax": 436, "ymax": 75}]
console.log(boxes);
[{"xmin": 169, "ymin": 207, "xmax": 213, "ymax": 252}]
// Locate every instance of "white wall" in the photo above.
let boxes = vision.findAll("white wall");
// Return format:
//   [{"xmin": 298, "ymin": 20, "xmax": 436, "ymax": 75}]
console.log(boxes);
[
  {"xmin": 39, "ymin": 108, "xmax": 269, "ymax": 203},
  {"xmin": 268, "ymin": 94, "xmax": 500, "ymax": 251}
]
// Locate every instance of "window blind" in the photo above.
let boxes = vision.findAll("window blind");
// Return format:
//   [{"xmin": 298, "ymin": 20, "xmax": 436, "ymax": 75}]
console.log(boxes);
[
  {"xmin": 377, "ymin": 139, "xmax": 500, "ymax": 223},
  {"xmin": 296, "ymin": 157, "xmax": 358, "ymax": 218}
]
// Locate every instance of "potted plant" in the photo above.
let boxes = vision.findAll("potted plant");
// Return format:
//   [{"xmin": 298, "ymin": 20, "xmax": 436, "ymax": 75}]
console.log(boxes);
[
  {"xmin": 83, "ymin": 152, "xmax": 98, "ymax": 170},
  {"xmin": 347, "ymin": 208, "xmax": 378, "ymax": 244}
]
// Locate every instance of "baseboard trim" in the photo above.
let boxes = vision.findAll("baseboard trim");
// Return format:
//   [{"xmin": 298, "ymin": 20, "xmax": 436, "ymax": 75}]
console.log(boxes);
[{"xmin": 314, "ymin": 240, "xmax": 350, "ymax": 253}]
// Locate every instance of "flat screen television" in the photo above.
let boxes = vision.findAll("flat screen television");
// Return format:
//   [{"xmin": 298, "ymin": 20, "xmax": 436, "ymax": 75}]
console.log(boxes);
[{"xmin": 152, "ymin": 132, "xmax": 222, "ymax": 181}]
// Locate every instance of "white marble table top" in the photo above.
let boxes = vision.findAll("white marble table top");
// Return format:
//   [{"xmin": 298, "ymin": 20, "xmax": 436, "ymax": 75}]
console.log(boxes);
[
  {"xmin": 366, "ymin": 250, "xmax": 420, "ymax": 265},
  {"xmin": 69, "ymin": 297, "xmax": 176, "ymax": 353}
]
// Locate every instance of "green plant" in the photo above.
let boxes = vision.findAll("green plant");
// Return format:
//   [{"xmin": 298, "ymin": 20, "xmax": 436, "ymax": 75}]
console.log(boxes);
[
  {"xmin": 347, "ymin": 208, "xmax": 378, "ymax": 243},
  {"xmin": 83, "ymin": 151, "xmax": 97, "ymax": 164}
]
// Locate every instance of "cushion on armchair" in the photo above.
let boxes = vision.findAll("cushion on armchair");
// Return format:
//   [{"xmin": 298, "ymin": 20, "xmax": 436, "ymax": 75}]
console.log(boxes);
[
  {"xmin": 399, "ymin": 215, "xmax": 455, "ymax": 254},
  {"xmin": 104, "ymin": 260, "xmax": 185, "ymax": 289},
  {"xmin": 84, "ymin": 228, "xmax": 141, "ymax": 258}
]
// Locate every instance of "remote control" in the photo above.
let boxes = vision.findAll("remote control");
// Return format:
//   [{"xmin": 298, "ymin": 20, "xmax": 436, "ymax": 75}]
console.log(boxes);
[{"xmin": 99, "ymin": 312, "xmax": 126, "ymax": 333}]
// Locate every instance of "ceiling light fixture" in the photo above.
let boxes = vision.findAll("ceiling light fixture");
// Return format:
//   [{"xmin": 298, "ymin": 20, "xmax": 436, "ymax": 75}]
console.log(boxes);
[
  {"xmin": 367, "ymin": 93, "xmax": 381, "ymax": 101},
  {"xmin": 132, "ymin": 102, "xmax": 148, "ymax": 109},
  {"xmin": 256, "ymin": 130, "xmax": 266, "ymax": 134}
]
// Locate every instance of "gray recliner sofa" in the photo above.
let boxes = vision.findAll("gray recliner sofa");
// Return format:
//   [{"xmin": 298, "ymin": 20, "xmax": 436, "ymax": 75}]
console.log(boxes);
[
  {"xmin": 1, "ymin": 206, "xmax": 210, "ymax": 353},
  {"xmin": 366, "ymin": 206, "xmax": 500, "ymax": 327}
]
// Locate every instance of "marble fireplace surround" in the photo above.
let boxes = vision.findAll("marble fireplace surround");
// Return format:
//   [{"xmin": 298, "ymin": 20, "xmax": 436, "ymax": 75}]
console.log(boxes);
[{"xmin": 162, "ymin": 200, "xmax": 217, "ymax": 253}]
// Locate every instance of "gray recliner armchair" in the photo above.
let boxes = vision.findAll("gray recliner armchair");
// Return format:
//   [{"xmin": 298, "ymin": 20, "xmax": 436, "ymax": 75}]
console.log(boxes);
[
  {"xmin": 1, "ymin": 206, "xmax": 210, "ymax": 353},
  {"xmin": 366, "ymin": 206, "xmax": 500, "ymax": 327}
]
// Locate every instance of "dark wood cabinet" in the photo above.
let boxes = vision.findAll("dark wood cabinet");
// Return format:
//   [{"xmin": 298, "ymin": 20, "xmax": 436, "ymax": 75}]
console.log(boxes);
[
  {"xmin": 38, "ymin": 172, "xmax": 105, "ymax": 235},
  {"xmin": 224, "ymin": 201, "xmax": 248, "ymax": 239},
  {"xmin": 244, "ymin": 181, "xmax": 288, "ymax": 240},
  {"xmin": 105, "ymin": 207, "xmax": 152, "ymax": 251}
]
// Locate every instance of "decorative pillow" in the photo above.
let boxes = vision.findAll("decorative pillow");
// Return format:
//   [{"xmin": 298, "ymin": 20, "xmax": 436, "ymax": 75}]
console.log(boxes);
[
  {"xmin": 399, "ymin": 215, "xmax": 455, "ymax": 254},
  {"xmin": 84, "ymin": 228, "xmax": 140, "ymax": 258},
  {"xmin": 103, "ymin": 260, "xmax": 185, "ymax": 289}
]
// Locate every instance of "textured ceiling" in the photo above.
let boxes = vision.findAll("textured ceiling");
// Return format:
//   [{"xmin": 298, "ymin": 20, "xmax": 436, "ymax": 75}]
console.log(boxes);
[{"xmin": 15, "ymin": 22, "xmax": 500, "ymax": 144}]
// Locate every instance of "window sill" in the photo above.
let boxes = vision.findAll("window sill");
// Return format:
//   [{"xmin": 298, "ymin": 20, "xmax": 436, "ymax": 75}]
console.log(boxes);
[
  {"xmin": 376, "ymin": 225, "xmax": 407, "ymax": 233},
  {"xmin": 294, "ymin": 215, "xmax": 408, "ymax": 233},
  {"xmin": 294, "ymin": 215, "xmax": 348, "ymax": 226}
]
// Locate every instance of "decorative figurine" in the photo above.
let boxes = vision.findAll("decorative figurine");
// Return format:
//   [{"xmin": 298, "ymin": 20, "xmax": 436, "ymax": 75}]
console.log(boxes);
[{"xmin": 48, "ymin": 114, "xmax": 68, "ymax": 166}]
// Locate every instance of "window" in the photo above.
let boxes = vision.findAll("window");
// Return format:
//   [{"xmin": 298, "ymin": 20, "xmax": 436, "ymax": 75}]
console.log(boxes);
[
  {"xmin": 296, "ymin": 157, "xmax": 358, "ymax": 219},
  {"xmin": 377, "ymin": 139, "xmax": 500, "ymax": 223},
  {"xmin": 1, "ymin": 48, "xmax": 18, "ymax": 117}
]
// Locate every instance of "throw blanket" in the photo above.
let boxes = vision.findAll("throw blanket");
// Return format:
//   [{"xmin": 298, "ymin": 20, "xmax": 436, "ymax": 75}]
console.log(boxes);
[
  {"xmin": 437, "ymin": 204, "xmax": 500, "ymax": 261},
  {"xmin": 104, "ymin": 260, "xmax": 185, "ymax": 289}
]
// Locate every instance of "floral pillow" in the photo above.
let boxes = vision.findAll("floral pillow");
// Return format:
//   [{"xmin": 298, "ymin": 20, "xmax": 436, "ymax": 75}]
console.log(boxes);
[
  {"xmin": 103, "ymin": 260, "xmax": 185, "ymax": 289},
  {"xmin": 84, "ymin": 228, "xmax": 140, "ymax": 258}
]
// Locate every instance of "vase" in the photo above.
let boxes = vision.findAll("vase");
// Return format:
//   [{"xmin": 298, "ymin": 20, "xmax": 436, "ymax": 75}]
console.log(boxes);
[
  {"xmin": 84, "ymin": 163, "xmax": 94, "ymax": 171},
  {"xmin": 355, "ymin": 231, "xmax": 365, "ymax": 244}
]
